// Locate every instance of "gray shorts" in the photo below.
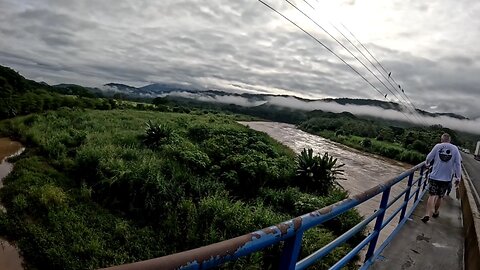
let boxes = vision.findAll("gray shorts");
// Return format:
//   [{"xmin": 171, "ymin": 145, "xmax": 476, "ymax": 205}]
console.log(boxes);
[{"xmin": 428, "ymin": 179, "xmax": 450, "ymax": 197}]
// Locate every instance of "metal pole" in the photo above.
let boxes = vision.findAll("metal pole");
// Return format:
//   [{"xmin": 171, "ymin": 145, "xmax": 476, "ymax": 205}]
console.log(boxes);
[
  {"xmin": 365, "ymin": 187, "xmax": 391, "ymax": 261},
  {"xmin": 414, "ymin": 166, "xmax": 424, "ymax": 201},
  {"xmin": 399, "ymin": 172, "xmax": 414, "ymax": 222},
  {"xmin": 422, "ymin": 166, "xmax": 429, "ymax": 191},
  {"xmin": 279, "ymin": 231, "xmax": 304, "ymax": 270}
]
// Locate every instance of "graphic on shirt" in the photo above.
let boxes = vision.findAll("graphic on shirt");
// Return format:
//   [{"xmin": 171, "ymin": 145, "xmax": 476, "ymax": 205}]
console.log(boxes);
[{"xmin": 438, "ymin": 146, "xmax": 452, "ymax": 162}]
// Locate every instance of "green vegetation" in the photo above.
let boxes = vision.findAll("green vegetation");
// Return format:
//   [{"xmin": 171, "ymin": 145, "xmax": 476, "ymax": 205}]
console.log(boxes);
[
  {"xmin": 0, "ymin": 66, "xmax": 115, "ymax": 119},
  {"xmin": 154, "ymin": 97, "xmax": 478, "ymax": 158},
  {"xmin": 298, "ymin": 112, "xmax": 468, "ymax": 164},
  {"xmin": 296, "ymin": 148, "xmax": 345, "ymax": 195},
  {"xmin": 0, "ymin": 109, "xmax": 362, "ymax": 269}
]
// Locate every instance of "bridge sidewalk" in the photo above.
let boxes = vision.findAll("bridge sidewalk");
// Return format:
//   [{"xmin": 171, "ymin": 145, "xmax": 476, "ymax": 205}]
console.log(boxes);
[{"xmin": 370, "ymin": 192, "xmax": 463, "ymax": 270}]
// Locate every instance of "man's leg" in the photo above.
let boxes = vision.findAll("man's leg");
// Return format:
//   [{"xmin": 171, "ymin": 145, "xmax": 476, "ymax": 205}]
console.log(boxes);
[
  {"xmin": 425, "ymin": 195, "xmax": 438, "ymax": 217},
  {"xmin": 422, "ymin": 179, "xmax": 436, "ymax": 222},
  {"xmin": 433, "ymin": 196, "xmax": 442, "ymax": 217}
]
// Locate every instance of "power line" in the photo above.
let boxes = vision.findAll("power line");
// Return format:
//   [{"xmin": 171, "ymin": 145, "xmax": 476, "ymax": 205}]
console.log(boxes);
[
  {"xmin": 257, "ymin": 0, "xmax": 416, "ymax": 124},
  {"xmin": 329, "ymin": 23, "xmax": 428, "ymax": 126},
  {"xmin": 339, "ymin": 23, "xmax": 431, "ymax": 126},
  {"xmin": 292, "ymin": 0, "xmax": 426, "ymax": 126},
  {"xmin": 256, "ymin": 1, "xmax": 383, "ymax": 94},
  {"xmin": 280, "ymin": 0, "xmax": 418, "ymax": 124},
  {"xmin": 301, "ymin": 0, "xmax": 314, "ymax": 10},
  {"xmin": 301, "ymin": 0, "xmax": 429, "ymax": 126}
]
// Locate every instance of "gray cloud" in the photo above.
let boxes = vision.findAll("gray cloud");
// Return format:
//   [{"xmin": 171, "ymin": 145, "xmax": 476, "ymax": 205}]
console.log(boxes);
[{"xmin": 1, "ymin": 0, "xmax": 480, "ymax": 119}]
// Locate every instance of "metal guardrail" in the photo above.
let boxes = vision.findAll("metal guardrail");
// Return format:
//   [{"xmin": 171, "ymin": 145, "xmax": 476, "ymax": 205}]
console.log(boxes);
[{"xmin": 103, "ymin": 162, "xmax": 429, "ymax": 270}]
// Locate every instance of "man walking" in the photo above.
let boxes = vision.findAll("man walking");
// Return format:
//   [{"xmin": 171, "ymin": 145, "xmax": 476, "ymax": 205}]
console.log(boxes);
[{"xmin": 421, "ymin": 133, "xmax": 462, "ymax": 223}]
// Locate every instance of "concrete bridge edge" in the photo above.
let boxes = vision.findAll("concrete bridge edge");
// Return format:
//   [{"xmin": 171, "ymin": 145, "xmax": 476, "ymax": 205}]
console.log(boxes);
[{"xmin": 460, "ymin": 165, "xmax": 480, "ymax": 270}]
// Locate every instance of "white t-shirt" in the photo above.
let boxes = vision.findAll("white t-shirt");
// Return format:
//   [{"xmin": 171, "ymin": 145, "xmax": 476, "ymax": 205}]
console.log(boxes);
[{"xmin": 425, "ymin": 142, "xmax": 462, "ymax": 182}]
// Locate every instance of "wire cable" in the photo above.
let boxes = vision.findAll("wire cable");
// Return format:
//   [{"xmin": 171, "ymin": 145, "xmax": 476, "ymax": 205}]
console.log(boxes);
[
  {"xmin": 291, "ymin": 0, "xmax": 426, "ymax": 125},
  {"xmin": 340, "ymin": 23, "xmax": 431, "ymax": 126},
  {"xmin": 279, "ymin": 0, "xmax": 417, "ymax": 123}
]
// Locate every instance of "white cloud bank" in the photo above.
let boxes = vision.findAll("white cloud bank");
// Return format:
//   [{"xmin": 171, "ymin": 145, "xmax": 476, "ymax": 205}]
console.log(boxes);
[{"xmin": 165, "ymin": 92, "xmax": 480, "ymax": 135}]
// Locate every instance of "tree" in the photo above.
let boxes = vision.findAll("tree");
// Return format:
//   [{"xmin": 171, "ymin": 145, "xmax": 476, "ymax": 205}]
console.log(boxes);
[
  {"xmin": 152, "ymin": 97, "xmax": 169, "ymax": 106},
  {"xmin": 377, "ymin": 127, "xmax": 394, "ymax": 141}
]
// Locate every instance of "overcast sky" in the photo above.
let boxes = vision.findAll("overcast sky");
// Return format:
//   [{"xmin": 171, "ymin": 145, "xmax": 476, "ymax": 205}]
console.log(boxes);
[{"xmin": 1, "ymin": 0, "xmax": 480, "ymax": 118}]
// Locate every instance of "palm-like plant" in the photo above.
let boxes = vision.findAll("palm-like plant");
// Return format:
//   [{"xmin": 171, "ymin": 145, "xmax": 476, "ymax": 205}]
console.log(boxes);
[
  {"xmin": 296, "ymin": 148, "xmax": 345, "ymax": 195},
  {"xmin": 296, "ymin": 148, "xmax": 317, "ymax": 179},
  {"xmin": 142, "ymin": 120, "xmax": 173, "ymax": 148}
]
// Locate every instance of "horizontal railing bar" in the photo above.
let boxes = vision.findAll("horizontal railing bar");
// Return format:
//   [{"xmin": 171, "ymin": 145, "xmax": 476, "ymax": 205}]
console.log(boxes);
[
  {"xmin": 292, "ymin": 162, "xmax": 425, "ymax": 234},
  {"xmin": 360, "ymin": 186, "xmax": 428, "ymax": 270},
  {"xmin": 296, "ymin": 208, "xmax": 383, "ymax": 270},
  {"xmin": 328, "ymin": 232, "xmax": 377, "ymax": 270},
  {"xmin": 381, "ymin": 200, "xmax": 408, "ymax": 230}
]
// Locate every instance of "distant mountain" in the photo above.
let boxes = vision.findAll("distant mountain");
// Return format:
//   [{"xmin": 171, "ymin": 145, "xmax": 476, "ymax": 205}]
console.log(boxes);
[
  {"xmin": 418, "ymin": 111, "xmax": 468, "ymax": 120},
  {"xmin": 0, "ymin": 64, "xmax": 469, "ymax": 121},
  {"xmin": 104, "ymin": 83, "xmax": 137, "ymax": 92},
  {"xmin": 101, "ymin": 82, "xmax": 203, "ymax": 97},
  {"xmin": 139, "ymin": 83, "xmax": 201, "ymax": 93},
  {"xmin": 322, "ymin": 97, "xmax": 402, "ymax": 110},
  {"xmin": 100, "ymin": 80, "xmax": 470, "ymax": 120}
]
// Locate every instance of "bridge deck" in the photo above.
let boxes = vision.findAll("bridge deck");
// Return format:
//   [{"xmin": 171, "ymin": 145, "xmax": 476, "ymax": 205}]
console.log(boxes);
[{"xmin": 370, "ymin": 192, "xmax": 463, "ymax": 270}]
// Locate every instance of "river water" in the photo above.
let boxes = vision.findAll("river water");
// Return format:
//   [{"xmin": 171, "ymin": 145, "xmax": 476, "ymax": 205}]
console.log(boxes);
[
  {"xmin": 241, "ymin": 122, "xmax": 422, "ymax": 248},
  {"xmin": 0, "ymin": 138, "xmax": 25, "ymax": 270}
]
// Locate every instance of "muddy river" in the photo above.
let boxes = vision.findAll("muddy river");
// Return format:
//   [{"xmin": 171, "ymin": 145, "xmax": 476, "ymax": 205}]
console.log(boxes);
[
  {"xmin": 242, "ymin": 122, "xmax": 423, "ymax": 247},
  {"xmin": 0, "ymin": 138, "xmax": 25, "ymax": 270}
]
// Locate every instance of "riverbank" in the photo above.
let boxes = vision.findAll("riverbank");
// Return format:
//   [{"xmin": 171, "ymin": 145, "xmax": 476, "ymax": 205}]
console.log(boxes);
[
  {"xmin": 304, "ymin": 130, "xmax": 425, "ymax": 165},
  {"xmin": 242, "ymin": 121, "xmax": 422, "ymax": 250},
  {"xmin": 0, "ymin": 138, "xmax": 25, "ymax": 270}
]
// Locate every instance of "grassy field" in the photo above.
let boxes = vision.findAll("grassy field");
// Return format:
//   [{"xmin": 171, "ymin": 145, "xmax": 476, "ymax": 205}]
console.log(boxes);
[{"xmin": 0, "ymin": 109, "xmax": 362, "ymax": 270}]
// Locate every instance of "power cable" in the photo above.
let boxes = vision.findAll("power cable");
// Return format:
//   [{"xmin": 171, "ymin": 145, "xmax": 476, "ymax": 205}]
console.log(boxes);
[
  {"xmin": 292, "ymin": 0, "xmax": 427, "ymax": 125},
  {"xmin": 279, "ymin": 0, "xmax": 418, "ymax": 124}
]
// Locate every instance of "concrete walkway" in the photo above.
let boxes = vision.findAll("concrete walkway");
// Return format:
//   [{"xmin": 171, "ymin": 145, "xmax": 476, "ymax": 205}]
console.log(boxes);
[{"xmin": 370, "ymin": 192, "xmax": 463, "ymax": 270}]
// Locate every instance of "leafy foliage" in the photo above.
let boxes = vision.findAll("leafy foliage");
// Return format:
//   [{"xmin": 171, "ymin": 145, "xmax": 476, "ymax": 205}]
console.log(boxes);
[
  {"xmin": 0, "ymin": 110, "xmax": 362, "ymax": 269},
  {"xmin": 296, "ymin": 148, "xmax": 345, "ymax": 195},
  {"xmin": 141, "ymin": 120, "xmax": 173, "ymax": 148}
]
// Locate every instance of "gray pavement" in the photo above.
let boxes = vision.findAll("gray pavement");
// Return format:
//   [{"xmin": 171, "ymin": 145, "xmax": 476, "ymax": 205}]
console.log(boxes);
[
  {"xmin": 370, "ymin": 192, "xmax": 463, "ymax": 270},
  {"xmin": 462, "ymin": 153, "xmax": 480, "ymax": 199}
]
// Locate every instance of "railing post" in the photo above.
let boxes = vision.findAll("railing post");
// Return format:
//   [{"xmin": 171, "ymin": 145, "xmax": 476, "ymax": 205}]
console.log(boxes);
[
  {"xmin": 365, "ymin": 187, "xmax": 391, "ymax": 261},
  {"xmin": 279, "ymin": 231, "xmax": 304, "ymax": 270},
  {"xmin": 399, "ymin": 173, "xmax": 414, "ymax": 222},
  {"xmin": 422, "ymin": 167, "xmax": 429, "ymax": 191},
  {"xmin": 414, "ymin": 166, "xmax": 425, "ymax": 201}
]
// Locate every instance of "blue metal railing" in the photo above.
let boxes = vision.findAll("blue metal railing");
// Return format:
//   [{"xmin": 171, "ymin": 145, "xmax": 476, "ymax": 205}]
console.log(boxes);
[{"xmin": 104, "ymin": 162, "xmax": 429, "ymax": 270}]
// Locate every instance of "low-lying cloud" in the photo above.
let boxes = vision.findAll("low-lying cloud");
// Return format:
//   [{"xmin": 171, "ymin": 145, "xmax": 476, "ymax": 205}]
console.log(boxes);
[
  {"xmin": 165, "ymin": 92, "xmax": 480, "ymax": 135},
  {"xmin": 167, "ymin": 91, "xmax": 268, "ymax": 107}
]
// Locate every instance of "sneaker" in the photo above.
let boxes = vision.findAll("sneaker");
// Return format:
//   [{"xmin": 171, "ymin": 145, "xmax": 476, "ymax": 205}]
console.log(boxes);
[
  {"xmin": 432, "ymin": 211, "xmax": 439, "ymax": 218},
  {"xmin": 421, "ymin": 216, "xmax": 430, "ymax": 223}
]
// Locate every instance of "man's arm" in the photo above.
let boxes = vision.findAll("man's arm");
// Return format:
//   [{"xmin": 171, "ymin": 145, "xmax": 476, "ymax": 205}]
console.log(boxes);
[{"xmin": 425, "ymin": 144, "xmax": 438, "ymax": 166}]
